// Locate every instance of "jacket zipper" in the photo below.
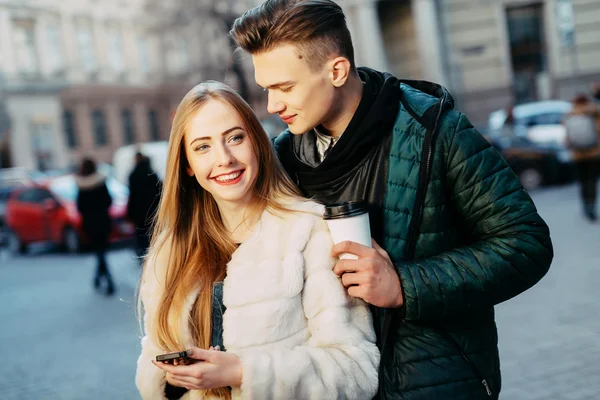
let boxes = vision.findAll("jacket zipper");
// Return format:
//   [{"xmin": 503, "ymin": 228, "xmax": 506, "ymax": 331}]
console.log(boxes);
[
  {"xmin": 377, "ymin": 96, "xmax": 491, "ymax": 398},
  {"xmin": 379, "ymin": 99, "xmax": 445, "ymax": 400},
  {"xmin": 439, "ymin": 329, "xmax": 493, "ymax": 397}
]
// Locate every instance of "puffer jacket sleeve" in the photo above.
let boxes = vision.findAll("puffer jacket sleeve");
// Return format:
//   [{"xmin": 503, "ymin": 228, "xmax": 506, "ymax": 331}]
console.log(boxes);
[
  {"xmin": 398, "ymin": 111, "xmax": 553, "ymax": 322},
  {"xmin": 233, "ymin": 218, "xmax": 380, "ymax": 400}
]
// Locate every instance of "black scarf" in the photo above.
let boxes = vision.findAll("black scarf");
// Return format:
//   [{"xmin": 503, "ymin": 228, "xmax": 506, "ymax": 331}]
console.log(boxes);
[{"xmin": 289, "ymin": 67, "xmax": 400, "ymax": 188}]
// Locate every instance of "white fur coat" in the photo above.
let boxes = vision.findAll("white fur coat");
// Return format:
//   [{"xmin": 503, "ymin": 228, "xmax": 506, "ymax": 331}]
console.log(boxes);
[{"xmin": 136, "ymin": 200, "xmax": 380, "ymax": 400}]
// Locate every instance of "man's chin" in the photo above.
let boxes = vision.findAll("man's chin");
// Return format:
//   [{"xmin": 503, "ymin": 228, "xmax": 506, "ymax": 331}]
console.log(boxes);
[{"xmin": 287, "ymin": 124, "xmax": 312, "ymax": 135}]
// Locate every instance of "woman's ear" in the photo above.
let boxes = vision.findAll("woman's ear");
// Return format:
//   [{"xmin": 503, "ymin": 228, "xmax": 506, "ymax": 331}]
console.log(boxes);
[{"xmin": 186, "ymin": 166, "xmax": 194, "ymax": 177}]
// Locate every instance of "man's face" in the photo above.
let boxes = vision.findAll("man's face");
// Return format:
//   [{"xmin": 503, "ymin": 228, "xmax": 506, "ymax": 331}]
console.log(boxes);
[{"xmin": 253, "ymin": 44, "xmax": 335, "ymax": 135}]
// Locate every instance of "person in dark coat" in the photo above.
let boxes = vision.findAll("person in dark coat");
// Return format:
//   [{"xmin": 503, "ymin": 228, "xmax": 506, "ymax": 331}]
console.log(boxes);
[
  {"xmin": 127, "ymin": 152, "xmax": 162, "ymax": 260},
  {"xmin": 76, "ymin": 158, "xmax": 115, "ymax": 295}
]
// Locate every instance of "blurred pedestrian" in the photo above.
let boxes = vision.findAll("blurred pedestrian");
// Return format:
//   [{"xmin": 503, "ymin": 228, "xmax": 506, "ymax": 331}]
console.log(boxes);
[
  {"xmin": 501, "ymin": 106, "xmax": 516, "ymax": 137},
  {"xmin": 135, "ymin": 82, "xmax": 378, "ymax": 399},
  {"xmin": 231, "ymin": 1, "xmax": 553, "ymax": 398},
  {"xmin": 127, "ymin": 152, "xmax": 162, "ymax": 261},
  {"xmin": 564, "ymin": 94, "xmax": 600, "ymax": 221},
  {"xmin": 592, "ymin": 82, "xmax": 600, "ymax": 102},
  {"xmin": 76, "ymin": 158, "xmax": 115, "ymax": 295}
]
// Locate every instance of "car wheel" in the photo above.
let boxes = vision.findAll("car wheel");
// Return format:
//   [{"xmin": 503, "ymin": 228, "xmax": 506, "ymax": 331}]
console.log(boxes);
[
  {"xmin": 62, "ymin": 227, "xmax": 81, "ymax": 253},
  {"xmin": 7, "ymin": 230, "xmax": 27, "ymax": 254},
  {"xmin": 519, "ymin": 168, "xmax": 543, "ymax": 191}
]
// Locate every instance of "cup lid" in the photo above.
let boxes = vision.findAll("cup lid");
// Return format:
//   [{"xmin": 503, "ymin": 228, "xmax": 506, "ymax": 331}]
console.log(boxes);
[{"xmin": 323, "ymin": 201, "xmax": 368, "ymax": 220}]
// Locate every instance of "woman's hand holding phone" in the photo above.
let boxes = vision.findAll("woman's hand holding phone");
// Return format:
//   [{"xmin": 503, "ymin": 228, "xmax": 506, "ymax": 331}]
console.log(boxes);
[{"xmin": 152, "ymin": 346, "xmax": 243, "ymax": 390}]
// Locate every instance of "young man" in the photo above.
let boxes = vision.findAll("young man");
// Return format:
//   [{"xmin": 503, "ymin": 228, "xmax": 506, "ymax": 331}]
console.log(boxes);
[{"xmin": 231, "ymin": 1, "xmax": 553, "ymax": 398}]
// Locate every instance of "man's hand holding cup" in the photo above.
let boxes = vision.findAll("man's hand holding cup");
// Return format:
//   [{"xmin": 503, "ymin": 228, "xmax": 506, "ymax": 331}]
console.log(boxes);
[{"xmin": 324, "ymin": 202, "xmax": 404, "ymax": 309}]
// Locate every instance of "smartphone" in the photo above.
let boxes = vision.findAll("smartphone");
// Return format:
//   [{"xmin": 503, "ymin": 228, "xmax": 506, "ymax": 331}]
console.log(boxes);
[{"xmin": 156, "ymin": 350, "xmax": 195, "ymax": 365}]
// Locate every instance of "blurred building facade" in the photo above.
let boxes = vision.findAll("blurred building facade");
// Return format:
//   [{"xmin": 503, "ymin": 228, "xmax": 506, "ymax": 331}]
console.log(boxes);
[
  {"xmin": 360, "ymin": 0, "xmax": 600, "ymax": 128},
  {"xmin": 3, "ymin": 0, "xmax": 600, "ymax": 170},
  {"xmin": 0, "ymin": 0, "xmax": 175, "ymax": 170}
]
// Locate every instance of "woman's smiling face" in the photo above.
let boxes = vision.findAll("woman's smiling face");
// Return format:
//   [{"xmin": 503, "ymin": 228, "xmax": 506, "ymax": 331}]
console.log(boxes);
[{"xmin": 184, "ymin": 99, "xmax": 258, "ymax": 208}]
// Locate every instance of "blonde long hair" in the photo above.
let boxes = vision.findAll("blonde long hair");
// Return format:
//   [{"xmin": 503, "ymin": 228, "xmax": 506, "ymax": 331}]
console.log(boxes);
[{"xmin": 140, "ymin": 81, "xmax": 301, "ymax": 398}]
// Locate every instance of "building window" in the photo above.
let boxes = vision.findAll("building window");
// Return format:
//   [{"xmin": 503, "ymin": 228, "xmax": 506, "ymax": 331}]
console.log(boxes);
[
  {"xmin": 13, "ymin": 19, "xmax": 39, "ymax": 75},
  {"xmin": 31, "ymin": 123, "xmax": 54, "ymax": 171},
  {"xmin": 121, "ymin": 109, "xmax": 135, "ymax": 144},
  {"xmin": 148, "ymin": 109, "xmax": 160, "ymax": 141},
  {"xmin": 63, "ymin": 110, "xmax": 77, "ymax": 148},
  {"xmin": 107, "ymin": 24, "xmax": 125, "ymax": 72},
  {"xmin": 137, "ymin": 36, "xmax": 151, "ymax": 73},
  {"xmin": 92, "ymin": 110, "xmax": 107, "ymax": 146},
  {"xmin": 46, "ymin": 23, "xmax": 64, "ymax": 73},
  {"xmin": 506, "ymin": 4, "xmax": 546, "ymax": 103},
  {"xmin": 167, "ymin": 35, "xmax": 189, "ymax": 74},
  {"xmin": 76, "ymin": 22, "xmax": 96, "ymax": 71}
]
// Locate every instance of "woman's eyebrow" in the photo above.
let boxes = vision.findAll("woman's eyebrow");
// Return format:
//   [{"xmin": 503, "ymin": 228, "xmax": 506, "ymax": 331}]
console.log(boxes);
[{"xmin": 189, "ymin": 126, "xmax": 244, "ymax": 146}]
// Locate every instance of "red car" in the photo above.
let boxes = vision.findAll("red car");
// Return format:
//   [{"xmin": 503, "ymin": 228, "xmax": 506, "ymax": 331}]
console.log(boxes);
[{"xmin": 5, "ymin": 174, "xmax": 135, "ymax": 254}]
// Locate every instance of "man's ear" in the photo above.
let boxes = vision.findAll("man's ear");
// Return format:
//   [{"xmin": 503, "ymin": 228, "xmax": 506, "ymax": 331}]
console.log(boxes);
[{"xmin": 329, "ymin": 57, "xmax": 352, "ymax": 88}]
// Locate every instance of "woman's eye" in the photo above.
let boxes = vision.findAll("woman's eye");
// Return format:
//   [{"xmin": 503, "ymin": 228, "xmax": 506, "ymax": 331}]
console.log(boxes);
[
  {"xmin": 229, "ymin": 134, "xmax": 244, "ymax": 143},
  {"xmin": 281, "ymin": 87, "xmax": 293, "ymax": 93},
  {"xmin": 195, "ymin": 144, "xmax": 209, "ymax": 152}
]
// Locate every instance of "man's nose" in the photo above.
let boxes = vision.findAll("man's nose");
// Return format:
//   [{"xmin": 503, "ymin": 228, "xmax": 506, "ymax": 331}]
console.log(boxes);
[{"xmin": 267, "ymin": 91, "xmax": 285, "ymax": 114}]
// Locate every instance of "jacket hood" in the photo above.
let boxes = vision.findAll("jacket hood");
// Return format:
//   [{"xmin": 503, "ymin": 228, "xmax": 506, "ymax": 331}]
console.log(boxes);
[
  {"xmin": 395, "ymin": 78, "xmax": 455, "ymax": 128},
  {"xmin": 75, "ymin": 172, "xmax": 106, "ymax": 190}
]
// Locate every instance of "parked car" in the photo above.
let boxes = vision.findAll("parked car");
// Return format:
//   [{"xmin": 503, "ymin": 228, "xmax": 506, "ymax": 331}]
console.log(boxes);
[
  {"xmin": 4, "ymin": 174, "xmax": 135, "ymax": 254},
  {"xmin": 486, "ymin": 135, "xmax": 575, "ymax": 191},
  {"xmin": 488, "ymin": 100, "xmax": 572, "ymax": 146},
  {"xmin": 0, "ymin": 168, "xmax": 40, "ymax": 228}
]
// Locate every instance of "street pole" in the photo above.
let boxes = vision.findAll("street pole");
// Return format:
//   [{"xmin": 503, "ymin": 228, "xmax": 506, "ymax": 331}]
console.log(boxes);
[{"xmin": 0, "ymin": 73, "xmax": 8, "ymax": 169}]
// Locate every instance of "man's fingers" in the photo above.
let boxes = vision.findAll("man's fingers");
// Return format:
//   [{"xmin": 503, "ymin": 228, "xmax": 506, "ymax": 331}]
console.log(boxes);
[
  {"xmin": 341, "ymin": 272, "xmax": 361, "ymax": 288},
  {"xmin": 347, "ymin": 285, "xmax": 365, "ymax": 300},
  {"xmin": 371, "ymin": 239, "xmax": 392, "ymax": 261},
  {"xmin": 333, "ymin": 258, "xmax": 361, "ymax": 276},
  {"xmin": 331, "ymin": 240, "xmax": 374, "ymax": 259}
]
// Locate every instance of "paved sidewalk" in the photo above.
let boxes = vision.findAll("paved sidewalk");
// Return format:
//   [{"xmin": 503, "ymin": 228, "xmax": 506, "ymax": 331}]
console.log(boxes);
[
  {"xmin": 0, "ymin": 247, "xmax": 142, "ymax": 400},
  {"xmin": 496, "ymin": 184, "xmax": 600, "ymax": 399}
]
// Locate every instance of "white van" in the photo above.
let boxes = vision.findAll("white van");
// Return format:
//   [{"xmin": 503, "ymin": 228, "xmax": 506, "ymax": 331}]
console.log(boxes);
[{"xmin": 112, "ymin": 141, "xmax": 169, "ymax": 185}]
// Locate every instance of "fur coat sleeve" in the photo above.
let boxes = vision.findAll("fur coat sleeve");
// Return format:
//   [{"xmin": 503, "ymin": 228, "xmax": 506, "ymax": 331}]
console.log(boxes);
[
  {"xmin": 135, "ymin": 239, "xmax": 172, "ymax": 400},
  {"xmin": 135, "ymin": 237, "xmax": 197, "ymax": 400},
  {"xmin": 230, "ymin": 215, "xmax": 380, "ymax": 400}
]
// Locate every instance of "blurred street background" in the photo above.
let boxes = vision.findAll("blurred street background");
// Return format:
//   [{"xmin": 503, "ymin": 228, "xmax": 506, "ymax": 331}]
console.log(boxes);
[
  {"xmin": 1, "ymin": 184, "xmax": 599, "ymax": 399},
  {"xmin": 1, "ymin": 0, "xmax": 600, "ymax": 399}
]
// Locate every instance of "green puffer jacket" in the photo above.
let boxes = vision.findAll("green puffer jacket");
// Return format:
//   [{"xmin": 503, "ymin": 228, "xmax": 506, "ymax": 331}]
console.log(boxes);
[{"xmin": 377, "ymin": 82, "xmax": 553, "ymax": 399}]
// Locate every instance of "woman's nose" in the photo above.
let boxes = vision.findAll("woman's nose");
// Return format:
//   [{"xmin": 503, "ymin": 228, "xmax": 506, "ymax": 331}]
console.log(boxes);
[{"xmin": 216, "ymin": 145, "xmax": 234, "ymax": 167}]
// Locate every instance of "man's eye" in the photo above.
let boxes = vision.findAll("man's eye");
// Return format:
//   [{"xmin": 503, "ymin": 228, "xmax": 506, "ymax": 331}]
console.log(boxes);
[{"xmin": 281, "ymin": 87, "xmax": 293, "ymax": 93}]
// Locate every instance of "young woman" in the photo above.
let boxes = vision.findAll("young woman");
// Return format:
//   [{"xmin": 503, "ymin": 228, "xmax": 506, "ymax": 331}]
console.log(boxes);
[
  {"xmin": 76, "ymin": 158, "xmax": 115, "ymax": 295},
  {"xmin": 135, "ymin": 81, "xmax": 379, "ymax": 400}
]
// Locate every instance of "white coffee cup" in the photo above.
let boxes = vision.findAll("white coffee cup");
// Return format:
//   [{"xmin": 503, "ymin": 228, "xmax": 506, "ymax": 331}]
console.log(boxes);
[{"xmin": 323, "ymin": 201, "xmax": 372, "ymax": 260}]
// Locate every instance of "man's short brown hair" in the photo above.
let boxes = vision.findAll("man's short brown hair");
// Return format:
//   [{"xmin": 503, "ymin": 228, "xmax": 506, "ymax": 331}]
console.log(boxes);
[{"xmin": 230, "ymin": 0, "xmax": 355, "ymax": 72}]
